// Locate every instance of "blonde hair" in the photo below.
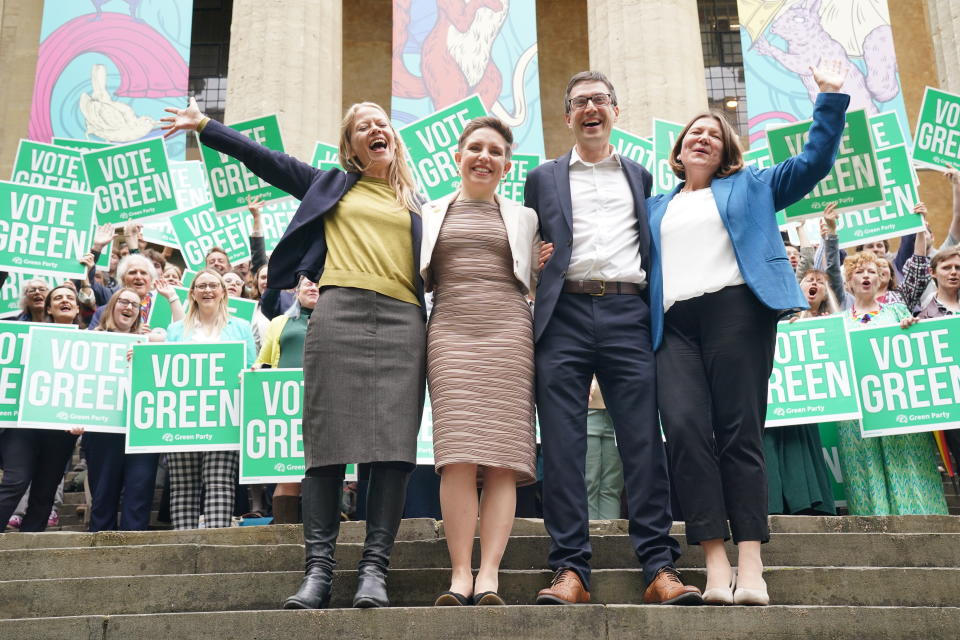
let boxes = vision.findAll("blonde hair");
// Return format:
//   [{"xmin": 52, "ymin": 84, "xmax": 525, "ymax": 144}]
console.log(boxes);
[
  {"xmin": 338, "ymin": 102, "xmax": 420, "ymax": 212},
  {"xmin": 184, "ymin": 269, "xmax": 229, "ymax": 336}
]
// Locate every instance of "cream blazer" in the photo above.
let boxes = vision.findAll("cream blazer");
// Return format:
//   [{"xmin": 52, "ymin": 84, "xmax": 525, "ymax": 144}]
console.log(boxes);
[{"xmin": 420, "ymin": 192, "xmax": 540, "ymax": 296}]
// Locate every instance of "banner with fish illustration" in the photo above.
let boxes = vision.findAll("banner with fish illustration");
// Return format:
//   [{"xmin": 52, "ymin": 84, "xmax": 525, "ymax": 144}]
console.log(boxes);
[
  {"xmin": 737, "ymin": 0, "xmax": 908, "ymax": 148},
  {"xmin": 28, "ymin": 0, "xmax": 192, "ymax": 159},
  {"xmin": 391, "ymin": 0, "xmax": 545, "ymax": 159}
]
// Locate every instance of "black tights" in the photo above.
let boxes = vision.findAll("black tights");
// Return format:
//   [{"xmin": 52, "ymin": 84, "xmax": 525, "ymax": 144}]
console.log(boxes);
[{"xmin": 306, "ymin": 461, "xmax": 415, "ymax": 480}]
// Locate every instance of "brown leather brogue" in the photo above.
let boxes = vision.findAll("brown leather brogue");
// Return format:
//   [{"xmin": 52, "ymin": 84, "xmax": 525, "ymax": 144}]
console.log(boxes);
[
  {"xmin": 642, "ymin": 566, "xmax": 703, "ymax": 605},
  {"xmin": 536, "ymin": 569, "xmax": 591, "ymax": 605}
]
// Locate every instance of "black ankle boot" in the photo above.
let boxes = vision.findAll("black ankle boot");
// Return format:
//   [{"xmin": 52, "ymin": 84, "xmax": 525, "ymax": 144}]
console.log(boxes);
[
  {"xmin": 352, "ymin": 465, "xmax": 411, "ymax": 608},
  {"xmin": 283, "ymin": 476, "xmax": 342, "ymax": 609}
]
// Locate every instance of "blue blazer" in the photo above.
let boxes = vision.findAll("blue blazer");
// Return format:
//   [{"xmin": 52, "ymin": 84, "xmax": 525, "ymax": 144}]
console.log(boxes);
[
  {"xmin": 647, "ymin": 92, "xmax": 851, "ymax": 350},
  {"xmin": 198, "ymin": 121, "xmax": 425, "ymax": 319},
  {"xmin": 523, "ymin": 151, "xmax": 653, "ymax": 342}
]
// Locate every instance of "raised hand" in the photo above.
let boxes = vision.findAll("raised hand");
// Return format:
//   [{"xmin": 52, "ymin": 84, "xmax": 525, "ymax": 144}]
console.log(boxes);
[
  {"xmin": 160, "ymin": 97, "xmax": 205, "ymax": 139},
  {"xmin": 92, "ymin": 223, "xmax": 115, "ymax": 252},
  {"xmin": 945, "ymin": 164, "xmax": 960, "ymax": 186},
  {"xmin": 810, "ymin": 60, "xmax": 847, "ymax": 94},
  {"xmin": 821, "ymin": 202, "xmax": 838, "ymax": 236},
  {"xmin": 247, "ymin": 195, "xmax": 265, "ymax": 217},
  {"xmin": 913, "ymin": 201, "xmax": 927, "ymax": 218}
]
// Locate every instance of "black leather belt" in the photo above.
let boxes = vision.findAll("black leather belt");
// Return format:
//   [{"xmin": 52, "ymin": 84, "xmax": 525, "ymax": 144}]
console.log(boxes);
[{"xmin": 562, "ymin": 280, "xmax": 644, "ymax": 296}]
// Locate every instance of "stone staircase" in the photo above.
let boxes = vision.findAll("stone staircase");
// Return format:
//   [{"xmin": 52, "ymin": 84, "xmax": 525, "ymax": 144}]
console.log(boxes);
[{"xmin": 0, "ymin": 515, "xmax": 958, "ymax": 639}]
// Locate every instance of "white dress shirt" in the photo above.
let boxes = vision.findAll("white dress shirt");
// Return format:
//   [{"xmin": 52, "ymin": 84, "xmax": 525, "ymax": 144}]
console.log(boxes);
[
  {"xmin": 660, "ymin": 188, "xmax": 744, "ymax": 312},
  {"xmin": 567, "ymin": 146, "xmax": 646, "ymax": 285}
]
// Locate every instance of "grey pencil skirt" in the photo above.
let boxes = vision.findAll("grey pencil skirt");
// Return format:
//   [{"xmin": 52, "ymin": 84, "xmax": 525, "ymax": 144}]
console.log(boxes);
[{"xmin": 302, "ymin": 286, "xmax": 426, "ymax": 469}]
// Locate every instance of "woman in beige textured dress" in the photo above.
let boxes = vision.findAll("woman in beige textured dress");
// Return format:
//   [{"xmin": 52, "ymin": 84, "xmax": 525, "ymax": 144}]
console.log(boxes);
[{"xmin": 420, "ymin": 117, "xmax": 550, "ymax": 606}]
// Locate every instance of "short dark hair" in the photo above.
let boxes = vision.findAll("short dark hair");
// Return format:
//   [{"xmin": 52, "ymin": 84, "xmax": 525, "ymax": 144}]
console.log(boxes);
[
  {"xmin": 564, "ymin": 71, "xmax": 618, "ymax": 115},
  {"xmin": 669, "ymin": 111, "xmax": 744, "ymax": 180},
  {"xmin": 457, "ymin": 116, "xmax": 514, "ymax": 160}
]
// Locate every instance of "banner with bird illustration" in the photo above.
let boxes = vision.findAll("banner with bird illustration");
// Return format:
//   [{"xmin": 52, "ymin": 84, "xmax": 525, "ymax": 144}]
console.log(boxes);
[
  {"xmin": 27, "ymin": 0, "xmax": 192, "ymax": 160},
  {"xmin": 737, "ymin": 0, "xmax": 908, "ymax": 148},
  {"xmin": 391, "ymin": 0, "xmax": 545, "ymax": 158}
]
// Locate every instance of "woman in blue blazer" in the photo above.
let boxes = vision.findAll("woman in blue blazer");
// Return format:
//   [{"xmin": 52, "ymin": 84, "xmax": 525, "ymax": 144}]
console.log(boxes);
[{"xmin": 646, "ymin": 62, "xmax": 849, "ymax": 606}]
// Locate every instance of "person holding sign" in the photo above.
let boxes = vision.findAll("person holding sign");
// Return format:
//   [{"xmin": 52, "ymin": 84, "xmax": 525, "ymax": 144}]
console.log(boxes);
[
  {"xmin": 164, "ymin": 269, "xmax": 257, "ymax": 529},
  {"xmin": 82, "ymin": 288, "xmax": 159, "ymax": 531},
  {"xmin": 0, "ymin": 285, "xmax": 82, "ymax": 531},
  {"xmin": 161, "ymin": 99, "xmax": 425, "ymax": 610},
  {"xmin": 13, "ymin": 278, "xmax": 50, "ymax": 322},
  {"xmin": 420, "ymin": 117, "xmax": 540, "ymax": 606},
  {"xmin": 253, "ymin": 276, "xmax": 320, "ymax": 524},
  {"xmin": 646, "ymin": 63, "xmax": 849, "ymax": 606},
  {"xmin": 524, "ymin": 71, "xmax": 695, "ymax": 607},
  {"xmin": 88, "ymin": 254, "xmax": 183, "ymax": 330},
  {"xmin": 833, "ymin": 251, "xmax": 948, "ymax": 516}
]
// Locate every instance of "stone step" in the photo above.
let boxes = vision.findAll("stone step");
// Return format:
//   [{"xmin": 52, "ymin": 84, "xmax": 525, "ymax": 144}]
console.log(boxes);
[
  {"xmin": 2, "ymin": 606, "xmax": 959, "ymax": 640},
  {"xmin": 3, "ymin": 532, "xmax": 959, "ymax": 581},
  {"xmin": 3, "ymin": 515, "xmax": 959, "ymax": 551},
  {"xmin": 2, "ymin": 567, "xmax": 959, "ymax": 619}
]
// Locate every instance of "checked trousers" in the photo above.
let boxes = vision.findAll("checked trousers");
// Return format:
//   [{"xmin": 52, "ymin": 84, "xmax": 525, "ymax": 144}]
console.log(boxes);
[{"xmin": 167, "ymin": 451, "xmax": 239, "ymax": 529}]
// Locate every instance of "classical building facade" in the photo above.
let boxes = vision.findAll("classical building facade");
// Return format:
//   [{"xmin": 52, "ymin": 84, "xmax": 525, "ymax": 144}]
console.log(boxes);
[{"xmin": 0, "ymin": 0, "xmax": 955, "ymax": 235}]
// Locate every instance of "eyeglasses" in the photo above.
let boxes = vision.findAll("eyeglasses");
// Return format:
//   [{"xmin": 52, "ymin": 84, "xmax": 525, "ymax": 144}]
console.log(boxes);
[
  {"xmin": 194, "ymin": 282, "xmax": 222, "ymax": 291},
  {"xmin": 25, "ymin": 287, "xmax": 49, "ymax": 295},
  {"xmin": 568, "ymin": 93, "xmax": 613, "ymax": 110},
  {"xmin": 115, "ymin": 298, "xmax": 140, "ymax": 309}
]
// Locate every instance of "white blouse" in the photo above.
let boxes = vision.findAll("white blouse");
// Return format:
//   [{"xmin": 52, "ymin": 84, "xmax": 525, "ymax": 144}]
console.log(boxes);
[{"xmin": 661, "ymin": 188, "xmax": 744, "ymax": 312}]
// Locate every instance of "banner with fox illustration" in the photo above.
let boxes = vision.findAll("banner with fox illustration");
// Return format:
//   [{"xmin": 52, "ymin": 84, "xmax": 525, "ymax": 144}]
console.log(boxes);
[
  {"xmin": 391, "ymin": 0, "xmax": 545, "ymax": 162},
  {"xmin": 737, "ymin": 0, "xmax": 909, "ymax": 149}
]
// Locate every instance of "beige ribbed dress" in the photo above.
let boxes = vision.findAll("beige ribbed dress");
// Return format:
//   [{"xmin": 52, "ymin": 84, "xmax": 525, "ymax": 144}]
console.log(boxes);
[{"xmin": 427, "ymin": 199, "xmax": 536, "ymax": 486}]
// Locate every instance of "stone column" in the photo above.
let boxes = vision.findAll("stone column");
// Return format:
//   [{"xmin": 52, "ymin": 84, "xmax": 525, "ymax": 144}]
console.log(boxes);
[
  {"xmin": 225, "ymin": 0, "xmax": 342, "ymax": 163},
  {"xmin": 927, "ymin": 0, "xmax": 960, "ymax": 92},
  {"xmin": 0, "ymin": 0, "xmax": 43, "ymax": 179},
  {"xmin": 586, "ymin": 0, "xmax": 707, "ymax": 137}
]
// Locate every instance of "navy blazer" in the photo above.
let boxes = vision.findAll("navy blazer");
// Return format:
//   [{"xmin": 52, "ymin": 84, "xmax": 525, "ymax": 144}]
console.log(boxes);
[
  {"xmin": 198, "ymin": 120, "xmax": 425, "ymax": 319},
  {"xmin": 646, "ymin": 92, "xmax": 851, "ymax": 350},
  {"xmin": 524, "ymin": 150, "xmax": 653, "ymax": 342}
]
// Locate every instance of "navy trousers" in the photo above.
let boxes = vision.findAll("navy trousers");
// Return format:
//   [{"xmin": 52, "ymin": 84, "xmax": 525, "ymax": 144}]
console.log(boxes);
[
  {"xmin": 0, "ymin": 429, "xmax": 77, "ymax": 532},
  {"xmin": 84, "ymin": 432, "xmax": 159, "ymax": 532},
  {"xmin": 536, "ymin": 292, "xmax": 680, "ymax": 588}
]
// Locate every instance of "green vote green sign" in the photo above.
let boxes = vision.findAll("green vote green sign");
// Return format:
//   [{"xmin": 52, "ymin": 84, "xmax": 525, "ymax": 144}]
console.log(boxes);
[
  {"xmin": 401, "ymin": 95, "xmax": 487, "ymax": 200},
  {"xmin": 766, "ymin": 316, "xmax": 861, "ymax": 427},
  {"xmin": 18, "ymin": 327, "xmax": 138, "ymax": 433},
  {"xmin": 0, "ymin": 181, "xmax": 97, "ymax": 280},
  {"xmin": 817, "ymin": 423, "xmax": 848, "ymax": 507},
  {"xmin": 126, "ymin": 341, "xmax": 247, "ymax": 452},
  {"xmin": 417, "ymin": 392, "xmax": 435, "ymax": 465},
  {"xmin": 243, "ymin": 197, "xmax": 298, "ymax": 254},
  {"xmin": 52, "ymin": 138, "xmax": 111, "ymax": 152},
  {"xmin": 83, "ymin": 138, "xmax": 178, "ymax": 226},
  {"xmin": 311, "ymin": 141, "xmax": 340, "ymax": 171},
  {"xmin": 834, "ymin": 144, "xmax": 925, "ymax": 249},
  {"xmin": 0, "ymin": 322, "xmax": 73, "ymax": 426},
  {"xmin": 742, "ymin": 146, "xmax": 788, "ymax": 229},
  {"xmin": 240, "ymin": 368, "xmax": 306, "ymax": 483},
  {"xmin": 767, "ymin": 109, "xmax": 884, "ymax": 221},
  {"xmin": 496, "ymin": 154, "xmax": 541, "ymax": 203},
  {"xmin": 653, "ymin": 118, "xmax": 683, "ymax": 195},
  {"xmin": 169, "ymin": 203, "xmax": 251, "ymax": 271},
  {"xmin": 869, "ymin": 112, "xmax": 906, "ymax": 152},
  {"xmin": 199, "ymin": 114, "xmax": 288, "ymax": 214},
  {"xmin": 848, "ymin": 316, "xmax": 960, "ymax": 437},
  {"xmin": 170, "ymin": 160, "xmax": 212, "ymax": 209},
  {"xmin": 11, "ymin": 140, "xmax": 89, "ymax": 191},
  {"xmin": 610, "ymin": 128, "xmax": 655, "ymax": 174},
  {"xmin": 913, "ymin": 86, "xmax": 960, "ymax": 170}
]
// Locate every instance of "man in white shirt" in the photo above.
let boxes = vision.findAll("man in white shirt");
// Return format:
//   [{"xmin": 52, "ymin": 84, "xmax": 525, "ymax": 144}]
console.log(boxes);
[{"xmin": 524, "ymin": 71, "xmax": 701, "ymax": 606}]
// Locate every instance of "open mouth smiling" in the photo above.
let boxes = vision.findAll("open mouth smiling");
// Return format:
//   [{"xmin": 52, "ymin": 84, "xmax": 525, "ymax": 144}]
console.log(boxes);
[{"xmin": 369, "ymin": 138, "xmax": 388, "ymax": 151}]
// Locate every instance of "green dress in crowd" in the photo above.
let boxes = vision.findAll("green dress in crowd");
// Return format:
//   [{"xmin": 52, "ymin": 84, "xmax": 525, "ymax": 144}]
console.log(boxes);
[
  {"xmin": 764, "ymin": 424, "xmax": 836, "ymax": 515},
  {"xmin": 278, "ymin": 307, "xmax": 312, "ymax": 369},
  {"xmin": 833, "ymin": 303, "xmax": 948, "ymax": 516}
]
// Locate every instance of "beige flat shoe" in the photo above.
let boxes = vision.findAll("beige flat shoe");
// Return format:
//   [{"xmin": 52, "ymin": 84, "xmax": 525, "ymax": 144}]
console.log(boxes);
[
  {"xmin": 702, "ymin": 568, "xmax": 736, "ymax": 606},
  {"xmin": 733, "ymin": 577, "xmax": 769, "ymax": 606}
]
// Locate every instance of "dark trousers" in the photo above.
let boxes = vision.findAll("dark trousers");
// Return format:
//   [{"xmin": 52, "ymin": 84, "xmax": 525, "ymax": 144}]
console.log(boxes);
[
  {"xmin": 657, "ymin": 285, "xmax": 778, "ymax": 545},
  {"xmin": 536, "ymin": 292, "xmax": 680, "ymax": 588},
  {"xmin": 0, "ymin": 429, "xmax": 77, "ymax": 532},
  {"xmin": 84, "ymin": 432, "xmax": 159, "ymax": 532}
]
